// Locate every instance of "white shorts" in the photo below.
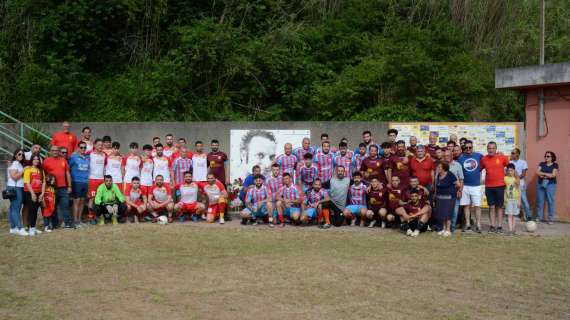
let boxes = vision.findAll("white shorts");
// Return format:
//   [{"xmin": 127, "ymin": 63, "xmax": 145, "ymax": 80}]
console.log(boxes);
[
  {"xmin": 460, "ymin": 185, "xmax": 482, "ymax": 207},
  {"xmin": 505, "ymin": 200, "xmax": 519, "ymax": 215}
]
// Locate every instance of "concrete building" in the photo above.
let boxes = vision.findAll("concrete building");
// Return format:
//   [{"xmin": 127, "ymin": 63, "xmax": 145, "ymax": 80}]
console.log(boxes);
[{"xmin": 496, "ymin": 61, "xmax": 570, "ymax": 221}]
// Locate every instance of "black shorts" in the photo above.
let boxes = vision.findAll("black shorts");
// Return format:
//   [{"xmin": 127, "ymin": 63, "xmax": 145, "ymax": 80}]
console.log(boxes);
[
  {"xmin": 368, "ymin": 207, "xmax": 385, "ymax": 215},
  {"xmin": 485, "ymin": 186, "xmax": 505, "ymax": 207}
]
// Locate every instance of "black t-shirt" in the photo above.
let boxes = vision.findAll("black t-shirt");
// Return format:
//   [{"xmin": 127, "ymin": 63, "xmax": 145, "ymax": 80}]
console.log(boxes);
[{"xmin": 538, "ymin": 162, "xmax": 559, "ymax": 184}]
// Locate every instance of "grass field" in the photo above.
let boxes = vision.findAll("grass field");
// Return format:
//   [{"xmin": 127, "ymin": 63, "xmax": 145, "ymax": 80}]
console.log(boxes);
[{"xmin": 1, "ymin": 221, "xmax": 569, "ymax": 320}]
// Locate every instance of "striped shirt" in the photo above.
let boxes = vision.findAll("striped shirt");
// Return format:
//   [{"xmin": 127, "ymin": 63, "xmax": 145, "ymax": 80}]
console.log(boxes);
[
  {"xmin": 278, "ymin": 184, "xmax": 302, "ymax": 207},
  {"xmin": 265, "ymin": 174, "xmax": 283, "ymax": 201},
  {"xmin": 276, "ymin": 153, "xmax": 298, "ymax": 177},
  {"xmin": 305, "ymin": 189, "xmax": 329, "ymax": 208},
  {"xmin": 352, "ymin": 152, "xmax": 367, "ymax": 172},
  {"xmin": 246, "ymin": 186, "xmax": 272, "ymax": 205},
  {"xmin": 172, "ymin": 157, "xmax": 193, "ymax": 185},
  {"xmin": 314, "ymin": 150, "xmax": 335, "ymax": 182},
  {"xmin": 294, "ymin": 146, "xmax": 315, "ymax": 162},
  {"xmin": 334, "ymin": 153, "xmax": 353, "ymax": 176},
  {"xmin": 348, "ymin": 183, "xmax": 367, "ymax": 206},
  {"xmin": 297, "ymin": 165, "xmax": 319, "ymax": 189}
]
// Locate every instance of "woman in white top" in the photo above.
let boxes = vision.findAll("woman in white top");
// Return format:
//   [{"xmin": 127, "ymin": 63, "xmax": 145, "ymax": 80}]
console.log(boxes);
[{"xmin": 6, "ymin": 149, "xmax": 27, "ymax": 236}]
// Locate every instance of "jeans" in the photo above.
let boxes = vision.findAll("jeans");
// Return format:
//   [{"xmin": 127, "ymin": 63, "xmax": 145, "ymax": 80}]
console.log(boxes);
[
  {"xmin": 536, "ymin": 183, "xmax": 556, "ymax": 222},
  {"xmin": 520, "ymin": 183, "xmax": 532, "ymax": 220},
  {"xmin": 56, "ymin": 187, "xmax": 72, "ymax": 226},
  {"xmin": 451, "ymin": 198, "xmax": 461, "ymax": 231},
  {"xmin": 8, "ymin": 187, "xmax": 23, "ymax": 229}
]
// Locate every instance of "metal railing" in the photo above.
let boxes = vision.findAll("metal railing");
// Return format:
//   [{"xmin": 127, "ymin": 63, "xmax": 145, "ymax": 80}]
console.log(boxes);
[{"xmin": 0, "ymin": 110, "xmax": 50, "ymax": 157}]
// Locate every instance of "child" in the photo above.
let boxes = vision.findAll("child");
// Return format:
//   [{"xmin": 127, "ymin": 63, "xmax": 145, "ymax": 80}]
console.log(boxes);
[
  {"xmin": 504, "ymin": 164, "xmax": 521, "ymax": 235},
  {"xmin": 41, "ymin": 175, "xmax": 56, "ymax": 232}
]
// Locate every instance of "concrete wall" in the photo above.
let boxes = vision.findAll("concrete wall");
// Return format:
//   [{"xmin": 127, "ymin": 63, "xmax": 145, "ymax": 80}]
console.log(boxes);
[{"xmin": 524, "ymin": 85, "xmax": 570, "ymax": 221}]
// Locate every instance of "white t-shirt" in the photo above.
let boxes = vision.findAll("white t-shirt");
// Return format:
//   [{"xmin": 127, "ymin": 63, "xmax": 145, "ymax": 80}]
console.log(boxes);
[
  {"xmin": 192, "ymin": 154, "xmax": 208, "ymax": 182},
  {"xmin": 510, "ymin": 159, "xmax": 528, "ymax": 186},
  {"xmin": 7, "ymin": 161, "xmax": 24, "ymax": 187}
]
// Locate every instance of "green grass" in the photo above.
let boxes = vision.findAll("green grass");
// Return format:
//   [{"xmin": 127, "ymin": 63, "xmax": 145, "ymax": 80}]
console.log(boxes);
[{"xmin": 0, "ymin": 223, "xmax": 569, "ymax": 320}]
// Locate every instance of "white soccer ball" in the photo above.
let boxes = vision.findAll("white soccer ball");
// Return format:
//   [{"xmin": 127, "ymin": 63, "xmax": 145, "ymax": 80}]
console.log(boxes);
[
  {"xmin": 157, "ymin": 216, "xmax": 168, "ymax": 225},
  {"xmin": 525, "ymin": 221, "xmax": 537, "ymax": 233}
]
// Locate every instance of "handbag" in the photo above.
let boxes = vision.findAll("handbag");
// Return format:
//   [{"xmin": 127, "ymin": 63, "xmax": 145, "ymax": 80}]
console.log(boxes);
[{"xmin": 2, "ymin": 165, "xmax": 17, "ymax": 200}]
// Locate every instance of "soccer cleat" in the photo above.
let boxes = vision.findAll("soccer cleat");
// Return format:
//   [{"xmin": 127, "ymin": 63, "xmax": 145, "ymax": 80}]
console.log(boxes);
[
  {"xmin": 406, "ymin": 229, "xmax": 413, "ymax": 236},
  {"xmin": 381, "ymin": 221, "xmax": 386, "ymax": 229},
  {"xmin": 219, "ymin": 217, "xmax": 225, "ymax": 224},
  {"xmin": 111, "ymin": 215, "xmax": 118, "ymax": 225},
  {"xmin": 368, "ymin": 220, "xmax": 376, "ymax": 228},
  {"xmin": 350, "ymin": 219, "xmax": 356, "ymax": 227},
  {"xmin": 412, "ymin": 229, "xmax": 420, "ymax": 237},
  {"xmin": 437, "ymin": 230, "xmax": 445, "ymax": 236},
  {"xmin": 98, "ymin": 216, "xmax": 105, "ymax": 225},
  {"xmin": 251, "ymin": 219, "xmax": 258, "ymax": 226},
  {"xmin": 321, "ymin": 223, "xmax": 331, "ymax": 229},
  {"xmin": 443, "ymin": 231, "xmax": 451, "ymax": 237}
]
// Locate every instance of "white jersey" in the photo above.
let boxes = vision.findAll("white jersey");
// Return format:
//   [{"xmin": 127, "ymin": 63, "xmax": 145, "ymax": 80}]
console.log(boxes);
[
  {"xmin": 177, "ymin": 183, "xmax": 199, "ymax": 204},
  {"xmin": 163, "ymin": 146, "xmax": 175, "ymax": 158},
  {"xmin": 192, "ymin": 154, "xmax": 208, "ymax": 182},
  {"xmin": 140, "ymin": 158, "xmax": 154, "ymax": 186},
  {"xmin": 203, "ymin": 181, "xmax": 225, "ymax": 203},
  {"xmin": 89, "ymin": 152, "xmax": 107, "ymax": 180},
  {"xmin": 84, "ymin": 140, "xmax": 93, "ymax": 153},
  {"xmin": 153, "ymin": 157, "xmax": 171, "ymax": 183},
  {"xmin": 105, "ymin": 157, "xmax": 123, "ymax": 183},
  {"xmin": 128, "ymin": 187, "xmax": 143, "ymax": 202},
  {"xmin": 123, "ymin": 156, "xmax": 141, "ymax": 183}
]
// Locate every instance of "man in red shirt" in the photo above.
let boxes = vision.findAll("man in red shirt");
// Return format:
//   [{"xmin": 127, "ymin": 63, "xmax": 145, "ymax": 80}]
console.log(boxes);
[
  {"xmin": 409, "ymin": 145, "xmax": 435, "ymax": 191},
  {"xmin": 207, "ymin": 139, "xmax": 229, "ymax": 184},
  {"xmin": 43, "ymin": 145, "xmax": 73, "ymax": 228},
  {"xmin": 481, "ymin": 141, "xmax": 509, "ymax": 233},
  {"xmin": 51, "ymin": 121, "xmax": 78, "ymax": 154}
]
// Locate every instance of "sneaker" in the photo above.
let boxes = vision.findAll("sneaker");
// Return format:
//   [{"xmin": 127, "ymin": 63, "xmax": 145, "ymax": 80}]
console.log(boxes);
[
  {"xmin": 547, "ymin": 221, "xmax": 554, "ymax": 225},
  {"xmin": 9, "ymin": 228, "xmax": 18, "ymax": 235},
  {"xmin": 350, "ymin": 219, "xmax": 356, "ymax": 227},
  {"xmin": 443, "ymin": 231, "xmax": 451, "ymax": 237},
  {"xmin": 475, "ymin": 226, "xmax": 482, "ymax": 234},
  {"xmin": 98, "ymin": 216, "xmax": 105, "ymax": 225},
  {"xmin": 426, "ymin": 225, "xmax": 432, "ymax": 232},
  {"xmin": 28, "ymin": 228, "xmax": 37, "ymax": 236},
  {"xmin": 251, "ymin": 220, "xmax": 258, "ymax": 226},
  {"xmin": 44, "ymin": 226, "xmax": 52, "ymax": 233},
  {"xmin": 489, "ymin": 226, "xmax": 496, "ymax": 233},
  {"xmin": 167, "ymin": 217, "xmax": 173, "ymax": 224},
  {"xmin": 64, "ymin": 224, "xmax": 75, "ymax": 229},
  {"xmin": 412, "ymin": 229, "xmax": 420, "ymax": 237},
  {"xmin": 463, "ymin": 226, "xmax": 472, "ymax": 233},
  {"xmin": 240, "ymin": 218, "xmax": 247, "ymax": 225},
  {"xmin": 368, "ymin": 220, "xmax": 376, "ymax": 228},
  {"xmin": 17, "ymin": 228, "xmax": 29, "ymax": 236},
  {"xmin": 406, "ymin": 229, "xmax": 413, "ymax": 236},
  {"xmin": 201, "ymin": 214, "xmax": 206, "ymax": 220},
  {"xmin": 437, "ymin": 230, "xmax": 445, "ymax": 236},
  {"xmin": 219, "ymin": 217, "xmax": 225, "ymax": 225},
  {"xmin": 321, "ymin": 223, "xmax": 331, "ymax": 229},
  {"xmin": 496, "ymin": 227, "xmax": 503, "ymax": 234},
  {"xmin": 381, "ymin": 221, "xmax": 386, "ymax": 229}
]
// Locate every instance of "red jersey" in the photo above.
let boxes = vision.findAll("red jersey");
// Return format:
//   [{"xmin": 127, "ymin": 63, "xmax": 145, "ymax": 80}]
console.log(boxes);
[
  {"xmin": 207, "ymin": 151, "xmax": 228, "ymax": 183},
  {"xmin": 124, "ymin": 184, "xmax": 145, "ymax": 202},
  {"xmin": 426, "ymin": 144, "xmax": 439, "ymax": 159},
  {"xmin": 43, "ymin": 157, "xmax": 69, "ymax": 188},
  {"xmin": 402, "ymin": 187, "xmax": 428, "ymax": 207},
  {"xmin": 42, "ymin": 187, "xmax": 56, "ymax": 217},
  {"xmin": 409, "ymin": 156, "xmax": 435, "ymax": 186},
  {"xmin": 481, "ymin": 154, "xmax": 509, "ymax": 187},
  {"xmin": 404, "ymin": 201, "xmax": 422, "ymax": 214},
  {"xmin": 407, "ymin": 146, "xmax": 418, "ymax": 156},
  {"xmin": 51, "ymin": 131, "xmax": 78, "ymax": 154},
  {"xmin": 360, "ymin": 156, "xmax": 388, "ymax": 184}
]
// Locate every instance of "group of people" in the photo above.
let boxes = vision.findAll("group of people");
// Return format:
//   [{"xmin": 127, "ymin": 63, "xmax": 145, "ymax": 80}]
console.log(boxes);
[{"xmin": 4, "ymin": 122, "xmax": 559, "ymax": 237}]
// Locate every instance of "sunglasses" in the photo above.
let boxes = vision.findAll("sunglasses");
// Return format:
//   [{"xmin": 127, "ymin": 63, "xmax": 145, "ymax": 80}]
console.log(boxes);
[
  {"xmin": 465, "ymin": 146, "xmax": 473, "ymax": 149},
  {"xmin": 545, "ymin": 155, "xmax": 552, "ymax": 158},
  {"xmin": 50, "ymin": 149, "xmax": 59, "ymax": 152},
  {"xmin": 79, "ymin": 146, "xmax": 87, "ymax": 150}
]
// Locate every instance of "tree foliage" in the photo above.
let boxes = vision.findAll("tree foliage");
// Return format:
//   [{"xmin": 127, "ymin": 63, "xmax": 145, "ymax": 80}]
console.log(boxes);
[{"xmin": 1, "ymin": 0, "xmax": 568, "ymax": 122}]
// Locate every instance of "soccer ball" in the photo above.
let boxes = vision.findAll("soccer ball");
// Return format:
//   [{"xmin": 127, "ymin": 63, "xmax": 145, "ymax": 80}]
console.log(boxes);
[
  {"xmin": 525, "ymin": 221, "xmax": 537, "ymax": 233},
  {"xmin": 157, "ymin": 216, "xmax": 168, "ymax": 225}
]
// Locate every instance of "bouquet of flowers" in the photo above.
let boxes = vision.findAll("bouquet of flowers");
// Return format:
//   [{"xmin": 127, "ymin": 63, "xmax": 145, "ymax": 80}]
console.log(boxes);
[{"xmin": 228, "ymin": 178, "xmax": 243, "ymax": 211}]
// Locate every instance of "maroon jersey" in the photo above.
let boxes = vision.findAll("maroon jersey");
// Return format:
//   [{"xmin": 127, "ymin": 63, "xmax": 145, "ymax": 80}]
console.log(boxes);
[
  {"xmin": 404, "ymin": 201, "xmax": 422, "ymax": 214},
  {"xmin": 407, "ymin": 146, "xmax": 418, "ymax": 156},
  {"xmin": 367, "ymin": 186, "xmax": 388, "ymax": 210},
  {"xmin": 360, "ymin": 156, "xmax": 387, "ymax": 184},
  {"xmin": 403, "ymin": 187, "xmax": 428, "ymax": 207},
  {"xmin": 426, "ymin": 144, "xmax": 439, "ymax": 159},
  {"xmin": 207, "ymin": 151, "xmax": 228, "ymax": 183},
  {"xmin": 387, "ymin": 185, "xmax": 404, "ymax": 210},
  {"xmin": 389, "ymin": 154, "xmax": 411, "ymax": 187}
]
